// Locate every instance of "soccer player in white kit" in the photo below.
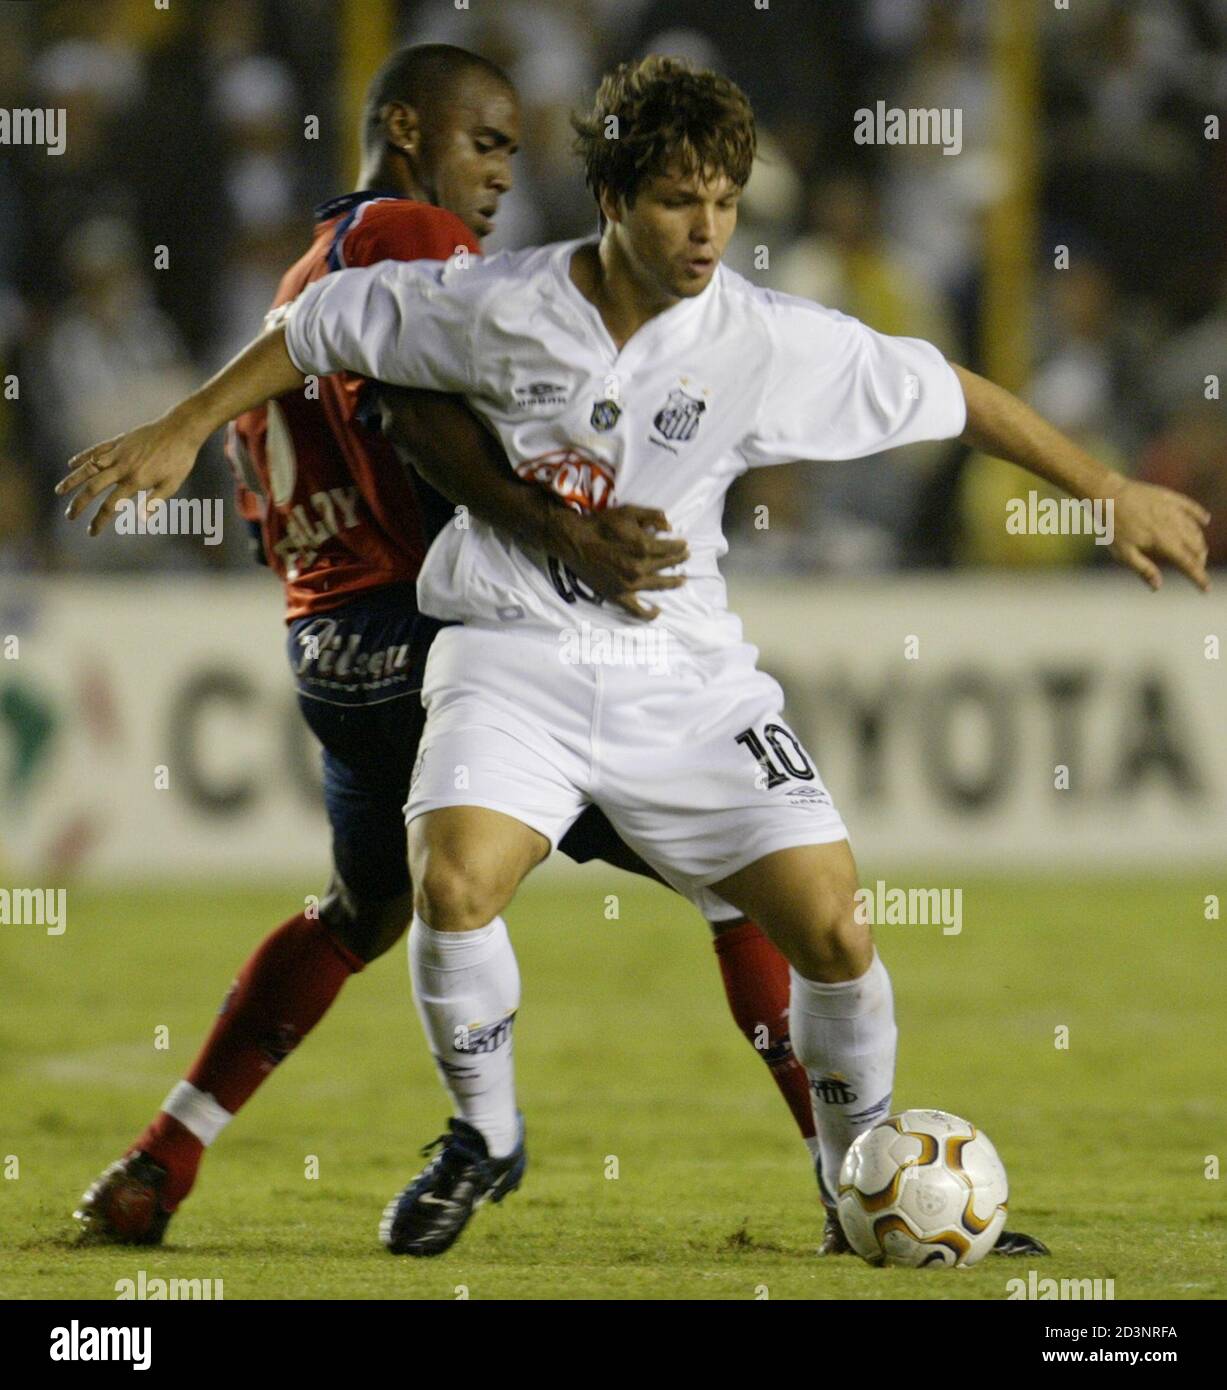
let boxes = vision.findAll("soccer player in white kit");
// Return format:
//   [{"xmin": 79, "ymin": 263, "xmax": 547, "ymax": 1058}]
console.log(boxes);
[{"xmin": 61, "ymin": 57, "xmax": 1209, "ymax": 1259}]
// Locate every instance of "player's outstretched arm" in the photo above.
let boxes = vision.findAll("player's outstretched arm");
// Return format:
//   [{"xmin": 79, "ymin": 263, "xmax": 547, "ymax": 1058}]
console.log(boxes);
[
  {"xmin": 60, "ymin": 260, "xmax": 479, "ymax": 535},
  {"xmin": 58, "ymin": 324, "xmax": 304, "ymax": 536},
  {"xmin": 952, "ymin": 363, "xmax": 1211, "ymax": 591},
  {"xmin": 378, "ymin": 387, "xmax": 688, "ymax": 620}
]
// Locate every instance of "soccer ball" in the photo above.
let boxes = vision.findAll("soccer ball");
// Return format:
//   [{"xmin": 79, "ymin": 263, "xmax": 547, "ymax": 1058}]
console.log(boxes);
[{"xmin": 837, "ymin": 1109, "xmax": 1008, "ymax": 1268}]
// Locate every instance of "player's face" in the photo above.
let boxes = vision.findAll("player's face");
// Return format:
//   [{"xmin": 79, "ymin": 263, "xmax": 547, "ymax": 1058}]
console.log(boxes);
[
  {"xmin": 422, "ymin": 73, "xmax": 520, "ymax": 241},
  {"xmin": 612, "ymin": 167, "xmax": 742, "ymax": 300}
]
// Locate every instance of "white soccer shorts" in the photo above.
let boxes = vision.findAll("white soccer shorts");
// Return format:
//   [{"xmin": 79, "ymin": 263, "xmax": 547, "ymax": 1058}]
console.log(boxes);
[{"xmin": 405, "ymin": 624, "xmax": 849, "ymax": 919}]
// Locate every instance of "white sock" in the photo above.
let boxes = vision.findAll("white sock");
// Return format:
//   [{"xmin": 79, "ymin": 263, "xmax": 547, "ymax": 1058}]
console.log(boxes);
[
  {"xmin": 161, "ymin": 1080, "xmax": 232, "ymax": 1146},
  {"xmin": 789, "ymin": 952, "xmax": 897, "ymax": 1204},
  {"xmin": 409, "ymin": 912, "xmax": 521, "ymax": 1158}
]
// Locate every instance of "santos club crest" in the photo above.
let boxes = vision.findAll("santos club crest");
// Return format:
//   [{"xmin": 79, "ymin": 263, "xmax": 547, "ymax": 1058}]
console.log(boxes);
[{"xmin": 652, "ymin": 387, "xmax": 706, "ymax": 443}]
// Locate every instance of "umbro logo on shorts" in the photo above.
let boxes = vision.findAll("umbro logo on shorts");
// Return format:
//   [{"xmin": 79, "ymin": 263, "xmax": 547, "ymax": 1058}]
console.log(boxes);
[{"xmin": 786, "ymin": 785, "xmax": 832, "ymax": 809}]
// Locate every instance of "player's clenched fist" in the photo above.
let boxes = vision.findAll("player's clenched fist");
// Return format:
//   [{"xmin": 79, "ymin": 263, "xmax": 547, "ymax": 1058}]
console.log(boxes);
[
  {"xmin": 1107, "ymin": 477, "xmax": 1212, "ymax": 592},
  {"xmin": 57, "ymin": 415, "xmax": 201, "ymax": 537}
]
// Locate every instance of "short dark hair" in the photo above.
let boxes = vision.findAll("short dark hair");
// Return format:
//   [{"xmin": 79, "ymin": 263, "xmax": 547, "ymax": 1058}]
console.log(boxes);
[
  {"xmin": 571, "ymin": 56, "xmax": 756, "ymax": 210},
  {"xmin": 362, "ymin": 44, "xmax": 511, "ymax": 155}
]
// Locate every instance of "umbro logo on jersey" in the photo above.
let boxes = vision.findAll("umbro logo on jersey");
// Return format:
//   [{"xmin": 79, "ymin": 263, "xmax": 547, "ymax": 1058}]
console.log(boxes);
[
  {"xmin": 514, "ymin": 380, "xmax": 570, "ymax": 408},
  {"xmin": 652, "ymin": 387, "xmax": 706, "ymax": 443}
]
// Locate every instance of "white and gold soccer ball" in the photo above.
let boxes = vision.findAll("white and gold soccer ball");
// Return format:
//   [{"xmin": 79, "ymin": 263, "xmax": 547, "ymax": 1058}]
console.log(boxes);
[{"xmin": 837, "ymin": 1109, "xmax": 1008, "ymax": 1268}]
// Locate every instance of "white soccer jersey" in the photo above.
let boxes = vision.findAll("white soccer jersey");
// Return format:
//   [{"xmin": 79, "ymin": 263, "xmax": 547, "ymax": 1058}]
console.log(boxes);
[{"xmin": 285, "ymin": 238, "xmax": 966, "ymax": 651}]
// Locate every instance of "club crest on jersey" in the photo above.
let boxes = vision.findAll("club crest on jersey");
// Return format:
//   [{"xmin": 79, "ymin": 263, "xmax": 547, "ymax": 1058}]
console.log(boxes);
[
  {"xmin": 590, "ymin": 398, "xmax": 621, "ymax": 432},
  {"xmin": 652, "ymin": 387, "xmax": 706, "ymax": 443}
]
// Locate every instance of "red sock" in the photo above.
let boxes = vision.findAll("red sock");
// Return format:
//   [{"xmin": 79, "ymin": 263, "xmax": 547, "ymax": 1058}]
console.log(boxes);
[
  {"xmin": 713, "ymin": 920, "xmax": 815, "ymax": 1141},
  {"xmin": 134, "ymin": 912, "xmax": 363, "ymax": 1209}
]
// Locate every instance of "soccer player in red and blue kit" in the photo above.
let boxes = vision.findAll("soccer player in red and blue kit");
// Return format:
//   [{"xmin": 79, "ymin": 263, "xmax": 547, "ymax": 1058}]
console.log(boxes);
[{"xmin": 71, "ymin": 44, "xmax": 834, "ymax": 1253}]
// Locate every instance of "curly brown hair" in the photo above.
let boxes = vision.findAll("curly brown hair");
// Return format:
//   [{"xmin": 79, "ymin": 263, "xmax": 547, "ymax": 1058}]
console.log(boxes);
[{"xmin": 571, "ymin": 56, "xmax": 756, "ymax": 211}]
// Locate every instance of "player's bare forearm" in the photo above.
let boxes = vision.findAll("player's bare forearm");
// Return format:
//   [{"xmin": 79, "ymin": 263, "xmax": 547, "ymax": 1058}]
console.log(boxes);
[
  {"xmin": 175, "ymin": 324, "xmax": 305, "ymax": 449},
  {"xmin": 378, "ymin": 387, "xmax": 689, "ymax": 619},
  {"xmin": 58, "ymin": 325, "xmax": 305, "ymax": 535},
  {"xmin": 952, "ymin": 363, "xmax": 1211, "ymax": 591},
  {"xmin": 378, "ymin": 387, "xmax": 573, "ymax": 550},
  {"xmin": 953, "ymin": 364, "xmax": 1119, "ymax": 501}
]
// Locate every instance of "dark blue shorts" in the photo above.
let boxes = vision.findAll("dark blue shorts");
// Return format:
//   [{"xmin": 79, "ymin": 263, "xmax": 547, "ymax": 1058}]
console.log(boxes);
[{"xmin": 288, "ymin": 584, "xmax": 629, "ymax": 903}]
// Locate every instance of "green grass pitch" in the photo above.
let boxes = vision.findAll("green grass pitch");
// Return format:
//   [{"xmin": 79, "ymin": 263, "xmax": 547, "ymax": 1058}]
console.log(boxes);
[{"xmin": 2, "ymin": 873, "xmax": 1223, "ymax": 1300}]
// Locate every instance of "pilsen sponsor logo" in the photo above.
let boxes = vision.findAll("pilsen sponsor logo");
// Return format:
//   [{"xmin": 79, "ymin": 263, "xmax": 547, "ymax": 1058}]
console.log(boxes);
[{"xmin": 292, "ymin": 618, "xmax": 414, "ymax": 686}]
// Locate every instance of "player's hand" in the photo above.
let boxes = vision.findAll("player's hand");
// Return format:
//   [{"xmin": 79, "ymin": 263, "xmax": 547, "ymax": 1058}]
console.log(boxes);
[
  {"xmin": 1106, "ymin": 477, "xmax": 1211, "ymax": 592},
  {"xmin": 57, "ymin": 413, "xmax": 202, "ymax": 537},
  {"xmin": 553, "ymin": 505, "xmax": 689, "ymax": 620}
]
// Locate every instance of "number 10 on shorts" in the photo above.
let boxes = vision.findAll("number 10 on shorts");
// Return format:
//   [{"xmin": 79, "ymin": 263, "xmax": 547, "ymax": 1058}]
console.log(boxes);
[{"xmin": 735, "ymin": 723, "xmax": 816, "ymax": 790}]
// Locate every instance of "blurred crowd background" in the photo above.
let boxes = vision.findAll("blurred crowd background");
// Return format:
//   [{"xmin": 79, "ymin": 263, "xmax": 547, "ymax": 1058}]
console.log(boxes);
[{"xmin": 1, "ymin": 0, "xmax": 1225, "ymax": 577}]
